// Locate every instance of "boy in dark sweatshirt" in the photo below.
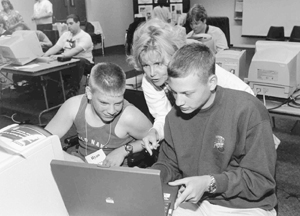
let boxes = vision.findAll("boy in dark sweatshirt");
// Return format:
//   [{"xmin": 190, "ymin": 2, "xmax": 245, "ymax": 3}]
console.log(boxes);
[{"xmin": 152, "ymin": 43, "xmax": 277, "ymax": 216}]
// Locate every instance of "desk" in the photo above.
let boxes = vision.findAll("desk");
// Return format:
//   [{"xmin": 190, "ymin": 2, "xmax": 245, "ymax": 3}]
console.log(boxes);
[
  {"xmin": 262, "ymin": 99, "xmax": 300, "ymax": 132},
  {"xmin": 0, "ymin": 59, "xmax": 80, "ymax": 125}
]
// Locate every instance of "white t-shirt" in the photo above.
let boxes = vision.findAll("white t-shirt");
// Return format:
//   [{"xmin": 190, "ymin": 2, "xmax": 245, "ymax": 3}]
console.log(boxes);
[
  {"xmin": 187, "ymin": 25, "xmax": 228, "ymax": 53},
  {"xmin": 56, "ymin": 30, "xmax": 93, "ymax": 63},
  {"xmin": 33, "ymin": 0, "xmax": 53, "ymax": 25}
]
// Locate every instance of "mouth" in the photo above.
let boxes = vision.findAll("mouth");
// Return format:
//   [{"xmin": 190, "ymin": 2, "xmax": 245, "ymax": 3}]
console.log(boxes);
[{"xmin": 180, "ymin": 107, "xmax": 190, "ymax": 112}]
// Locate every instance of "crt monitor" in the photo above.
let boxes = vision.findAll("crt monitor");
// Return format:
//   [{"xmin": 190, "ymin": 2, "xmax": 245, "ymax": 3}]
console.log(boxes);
[
  {"xmin": 216, "ymin": 49, "xmax": 247, "ymax": 80},
  {"xmin": 0, "ymin": 30, "xmax": 43, "ymax": 65},
  {"xmin": 248, "ymin": 41, "xmax": 300, "ymax": 99},
  {"xmin": 0, "ymin": 124, "xmax": 68, "ymax": 215}
]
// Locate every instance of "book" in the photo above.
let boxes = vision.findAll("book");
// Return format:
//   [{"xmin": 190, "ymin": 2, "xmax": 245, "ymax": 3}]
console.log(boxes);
[{"xmin": 0, "ymin": 124, "xmax": 51, "ymax": 154}]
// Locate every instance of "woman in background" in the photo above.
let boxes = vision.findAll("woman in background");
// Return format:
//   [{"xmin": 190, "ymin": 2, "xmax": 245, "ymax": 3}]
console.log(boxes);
[{"xmin": 0, "ymin": 0, "xmax": 24, "ymax": 31}]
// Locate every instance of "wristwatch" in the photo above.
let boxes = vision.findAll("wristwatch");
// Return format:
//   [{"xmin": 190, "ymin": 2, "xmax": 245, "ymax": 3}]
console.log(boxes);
[
  {"xmin": 208, "ymin": 175, "xmax": 217, "ymax": 193},
  {"xmin": 125, "ymin": 144, "xmax": 133, "ymax": 155}
]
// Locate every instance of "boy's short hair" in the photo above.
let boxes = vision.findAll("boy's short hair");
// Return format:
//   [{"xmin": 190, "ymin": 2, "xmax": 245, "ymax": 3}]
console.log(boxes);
[
  {"xmin": 168, "ymin": 43, "xmax": 215, "ymax": 83},
  {"xmin": 89, "ymin": 62, "xmax": 126, "ymax": 95},
  {"xmin": 186, "ymin": 4, "xmax": 208, "ymax": 23},
  {"xmin": 66, "ymin": 14, "xmax": 80, "ymax": 23},
  {"xmin": 127, "ymin": 18, "xmax": 186, "ymax": 71}
]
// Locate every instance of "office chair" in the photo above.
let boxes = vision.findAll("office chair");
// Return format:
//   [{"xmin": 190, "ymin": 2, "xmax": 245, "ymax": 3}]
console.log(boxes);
[
  {"xmin": 266, "ymin": 26, "xmax": 285, "ymax": 41},
  {"xmin": 125, "ymin": 17, "xmax": 146, "ymax": 55},
  {"xmin": 83, "ymin": 21, "xmax": 105, "ymax": 56},
  {"xmin": 289, "ymin": 26, "xmax": 300, "ymax": 42},
  {"xmin": 63, "ymin": 88, "xmax": 157, "ymax": 168},
  {"xmin": 206, "ymin": 16, "xmax": 231, "ymax": 47}
]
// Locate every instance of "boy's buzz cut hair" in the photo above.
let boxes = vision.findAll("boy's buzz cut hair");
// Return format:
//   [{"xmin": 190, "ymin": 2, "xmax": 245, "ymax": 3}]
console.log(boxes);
[
  {"xmin": 168, "ymin": 43, "xmax": 215, "ymax": 84},
  {"xmin": 89, "ymin": 62, "xmax": 126, "ymax": 95}
]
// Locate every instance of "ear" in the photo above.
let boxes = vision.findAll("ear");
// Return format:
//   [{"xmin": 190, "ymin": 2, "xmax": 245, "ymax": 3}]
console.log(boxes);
[
  {"xmin": 85, "ymin": 86, "xmax": 92, "ymax": 100},
  {"xmin": 208, "ymin": 74, "xmax": 217, "ymax": 92}
]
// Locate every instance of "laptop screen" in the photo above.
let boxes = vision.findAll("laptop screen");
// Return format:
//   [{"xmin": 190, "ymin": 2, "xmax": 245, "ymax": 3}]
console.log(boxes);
[{"xmin": 50, "ymin": 160, "xmax": 178, "ymax": 216}]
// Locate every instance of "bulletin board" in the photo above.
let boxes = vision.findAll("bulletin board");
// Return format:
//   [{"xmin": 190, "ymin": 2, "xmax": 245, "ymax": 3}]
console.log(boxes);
[{"xmin": 133, "ymin": 0, "xmax": 190, "ymax": 18}]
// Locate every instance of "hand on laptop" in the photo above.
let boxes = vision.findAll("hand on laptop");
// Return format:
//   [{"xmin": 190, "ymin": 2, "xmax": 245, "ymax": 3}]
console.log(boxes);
[{"xmin": 168, "ymin": 175, "xmax": 211, "ymax": 209}]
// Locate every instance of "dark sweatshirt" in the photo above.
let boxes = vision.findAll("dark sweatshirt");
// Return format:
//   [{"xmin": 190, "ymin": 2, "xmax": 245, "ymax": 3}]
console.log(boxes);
[{"xmin": 152, "ymin": 86, "xmax": 277, "ymax": 210}]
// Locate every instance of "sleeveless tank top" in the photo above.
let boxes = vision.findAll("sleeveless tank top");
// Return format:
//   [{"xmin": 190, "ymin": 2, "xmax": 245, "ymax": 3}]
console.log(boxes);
[{"xmin": 74, "ymin": 95, "xmax": 135, "ymax": 159}]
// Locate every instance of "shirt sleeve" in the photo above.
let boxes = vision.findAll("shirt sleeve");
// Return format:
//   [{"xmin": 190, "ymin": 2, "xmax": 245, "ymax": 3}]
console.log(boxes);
[
  {"xmin": 216, "ymin": 64, "xmax": 255, "ymax": 96},
  {"xmin": 141, "ymin": 75, "xmax": 172, "ymax": 140},
  {"xmin": 214, "ymin": 118, "xmax": 277, "ymax": 201},
  {"xmin": 151, "ymin": 115, "xmax": 182, "ymax": 183},
  {"xmin": 211, "ymin": 26, "xmax": 228, "ymax": 52},
  {"xmin": 76, "ymin": 32, "xmax": 93, "ymax": 51}
]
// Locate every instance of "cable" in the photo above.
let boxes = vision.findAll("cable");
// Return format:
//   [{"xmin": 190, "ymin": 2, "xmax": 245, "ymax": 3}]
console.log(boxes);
[
  {"xmin": 277, "ymin": 186, "xmax": 300, "ymax": 203},
  {"xmin": 0, "ymin": 113, "xmax": 21, "ymax": 123}
]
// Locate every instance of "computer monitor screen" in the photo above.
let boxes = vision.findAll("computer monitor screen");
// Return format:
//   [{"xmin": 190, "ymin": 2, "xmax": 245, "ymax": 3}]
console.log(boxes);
[
  {"xmin": 0, "ymin": 30, "xmax": 43, "ymax": 65},
  {"xmin": 248, "ymin": 41, "xmax": 300, "ymax": 98}
]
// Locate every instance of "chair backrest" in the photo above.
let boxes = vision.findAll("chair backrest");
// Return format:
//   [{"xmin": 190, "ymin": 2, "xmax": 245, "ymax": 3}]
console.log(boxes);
[
  {"xmin": 266, "ymin": 26, "xmax": 285, "ymax": 41},
  {"xmin": 124, "ymin": 89, "xmax": 154, "ymax": 123},
  {"xmin": 206, "ymin": 16, "xmax": 231, "ymax": 47},
  {"xmin": 125, "ymin": 17, "xmax": 146, "ymax": 55},
  {"xmin": 289, "ymin": 26, "xmax": 300, "ymax": 42},
  {"xmin": 184, "ymin": 16, "xmax": 231, "ymax": 47}
]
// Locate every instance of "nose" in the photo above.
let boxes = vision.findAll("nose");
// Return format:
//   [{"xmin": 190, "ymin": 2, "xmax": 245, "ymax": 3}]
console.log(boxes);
[
  {"xmin": 175, "ymin": 94, "xmax": 185, "ymax": 107},
  {"xmin": 107, "ymin": 105, "xmax": 116, "ymax": 115},
  {"xmin": 149, "ymin": 65, "xmax": 156, "ymax": 77}
]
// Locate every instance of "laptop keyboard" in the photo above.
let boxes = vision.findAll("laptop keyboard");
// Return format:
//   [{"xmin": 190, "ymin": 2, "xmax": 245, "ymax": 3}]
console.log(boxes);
[{"xmin": 164, "ymin": 192, "xmax": 173, "ymax": 216}]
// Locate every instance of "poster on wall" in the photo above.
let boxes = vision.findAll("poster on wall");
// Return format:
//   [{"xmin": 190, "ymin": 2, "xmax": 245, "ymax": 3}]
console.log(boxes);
[
  {"xmin": 138, "ymin": 0, "xmax": 152, "ymax": 4},
  {"xmin": 170, "ymin": 3, "xmax": 183, "ymax": 14},
  {"xmin": 138, "ymin": 5, "xmax": 153, "ymax": 19}
]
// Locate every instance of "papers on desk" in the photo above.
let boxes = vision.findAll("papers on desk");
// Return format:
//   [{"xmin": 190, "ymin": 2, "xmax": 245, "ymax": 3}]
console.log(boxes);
[{"xmin": 14, "ymin": 64, "xmax": 40, "ymax": 69}]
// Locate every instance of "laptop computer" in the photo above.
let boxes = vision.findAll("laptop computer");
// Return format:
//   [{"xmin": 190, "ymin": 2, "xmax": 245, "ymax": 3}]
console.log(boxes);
[{"xmin": 50, "ymin": 160, "xmax": 178, "ymax": 216}]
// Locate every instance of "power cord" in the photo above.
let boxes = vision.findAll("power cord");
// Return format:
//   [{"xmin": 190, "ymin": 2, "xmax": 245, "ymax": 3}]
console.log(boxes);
[
  {"xmin": 0, "ymin": 113, "xmax": 31, "ymax": 124},
  {"xmin": 277, "ymin": 186, "xmax": 300, "ymax": 203}
]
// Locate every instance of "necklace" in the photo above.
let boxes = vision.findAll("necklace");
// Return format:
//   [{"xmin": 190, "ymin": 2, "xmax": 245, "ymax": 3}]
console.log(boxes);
[{"xmin": 85, "ymin": 119, "xmax": 112, "ymax": 156}]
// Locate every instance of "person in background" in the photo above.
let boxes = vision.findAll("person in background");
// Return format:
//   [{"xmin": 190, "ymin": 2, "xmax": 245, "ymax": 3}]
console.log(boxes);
[
  {"xmin": 32, "ymin": 0, "xmax": 53, "ymax": 31},
  {"xmin": 0, "ymin": 18, "xmax": 7, "ymax": 35},
  {"xmin": 151, "ymin": 43, "xmax": 277, "ymax": 216},
  {"xmin": 127, "ymin": 19, "xmax": 254, "ymax": 154},
  {"xmin": 153, "ymin": 0, "xmax": 171, "ymax": 23},
  {"xmin": 45, "ymin": 62, "xmax": 152, "ymax": 166},
  {"xmin": 14, "ymin": 23, "xmax": 52, "ymax": 51},
  {"xmin": 0, "ymin": 0, "xmax": 23, "ymax": 31},
  {"xmin": 186, "ymin": 4, "xmax": 228, "ymax": 53},
  {"xmin": 43, "ymin": 14, "xmax": 93, "ymax": 98}
]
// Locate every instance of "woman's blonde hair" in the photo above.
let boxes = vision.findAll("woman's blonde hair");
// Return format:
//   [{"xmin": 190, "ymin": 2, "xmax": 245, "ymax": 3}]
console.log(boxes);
[{"xmin": 127, "ymin": 18, "xmax": 186, "ymax": 71}]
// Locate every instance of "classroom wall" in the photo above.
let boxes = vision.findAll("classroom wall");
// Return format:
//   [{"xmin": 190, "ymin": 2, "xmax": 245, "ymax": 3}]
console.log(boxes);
[
  {"xmin": 190, "ymin": 0, "xmax": 260, "ymax": 47},
  {"xmin": 85, "ymin": 0, "xmax": 134, "ymax": 47},
  {"xmin": 9, "ymin": 0, "xmax": 134, "ymax": 47}
]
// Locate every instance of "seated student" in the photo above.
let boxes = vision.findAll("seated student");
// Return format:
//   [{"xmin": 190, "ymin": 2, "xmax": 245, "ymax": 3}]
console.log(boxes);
[
  {"xmin": 9, "ymin": 23, "xmax": 53, "ymax": 88},
  {"xmin": 43, "ymin": 14, "xmax": 94, "ymax": 98},
  {"xmin": 127, "ymin": 19, "xmax": 254, "ymax": 154},
  {"xmin": 13, "ymin": 23, "xmax": 52, "ymax": 51},
  {"xmin": 186, "ymin": 4, "xmax": 228, "ymax": 53},
  {"xmin": 151, "ymin": 43, "xmax": 277, "ymax": 216},
  {"xmin": 0, "ymin": 18, "xmax": 7, "ymax": 35},
  {"xmin": 45, "ymin": 62, "xmax": 152, "ymax": 166}
]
